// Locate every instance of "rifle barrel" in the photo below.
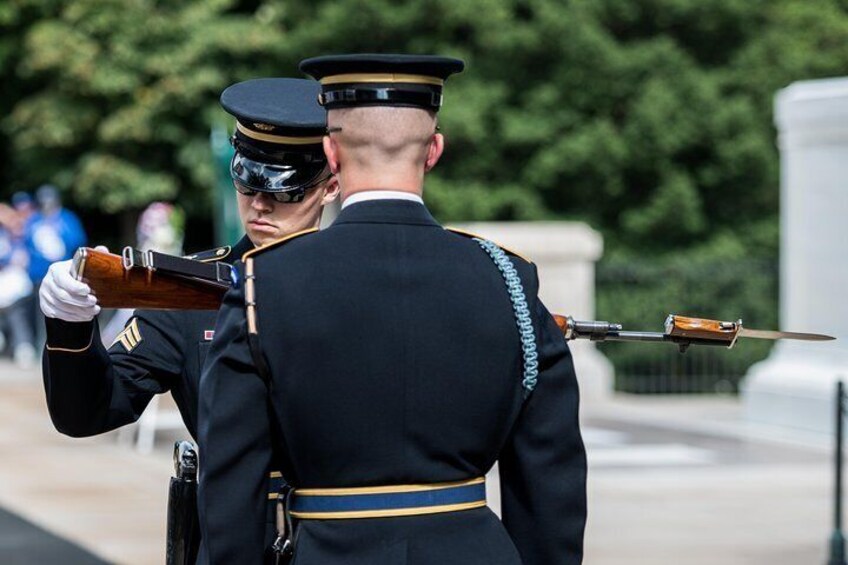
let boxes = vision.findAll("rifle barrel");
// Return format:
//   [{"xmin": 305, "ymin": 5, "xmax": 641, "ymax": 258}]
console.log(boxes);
[{"xmin": 600, "ymin": 331, "xmax": 668, "ymax": 343}]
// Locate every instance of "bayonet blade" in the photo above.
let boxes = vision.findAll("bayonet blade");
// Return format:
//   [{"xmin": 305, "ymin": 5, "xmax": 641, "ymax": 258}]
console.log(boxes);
[{"xmin": 738, "ymin": 328, "xmax": 835, "ymax": 341}]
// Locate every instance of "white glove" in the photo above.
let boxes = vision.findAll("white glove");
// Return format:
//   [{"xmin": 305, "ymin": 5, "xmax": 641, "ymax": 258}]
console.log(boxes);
[{"xmin": 39, "ymin": 246, "xmax": 108, "ymax": 322}]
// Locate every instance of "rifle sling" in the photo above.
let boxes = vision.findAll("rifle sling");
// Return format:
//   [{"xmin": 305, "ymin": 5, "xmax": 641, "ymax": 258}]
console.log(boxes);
[{"xmin": 145, "ymin": 251, "xmax": 232, "ymax": 286}]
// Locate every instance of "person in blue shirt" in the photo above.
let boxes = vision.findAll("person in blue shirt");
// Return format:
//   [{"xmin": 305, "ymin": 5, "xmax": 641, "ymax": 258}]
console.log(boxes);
[
  {"xmin": 24, "ymin": 184, "xmax": 87, "ymax": 350},
  {"xmin": 25, "ymin": 184, "xmax": 87, "ymax": 285}
]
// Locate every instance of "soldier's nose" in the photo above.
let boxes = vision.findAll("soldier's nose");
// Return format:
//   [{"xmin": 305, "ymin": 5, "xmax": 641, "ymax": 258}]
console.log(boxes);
[{"xmin": 252, "ymin": 192, "xmax": 275, "ymax": 211}]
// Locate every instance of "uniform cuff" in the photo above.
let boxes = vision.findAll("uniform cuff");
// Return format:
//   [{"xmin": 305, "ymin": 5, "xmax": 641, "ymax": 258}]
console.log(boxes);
[{"xmin": 45, "ymin": 318, "xmax": 97, "ymax": 353}]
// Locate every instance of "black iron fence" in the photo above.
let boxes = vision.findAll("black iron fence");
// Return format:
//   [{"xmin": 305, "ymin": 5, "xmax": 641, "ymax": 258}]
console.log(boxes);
[{"xmin": 600, "ymin": 342, "xmax": 748, "ymax": 394}]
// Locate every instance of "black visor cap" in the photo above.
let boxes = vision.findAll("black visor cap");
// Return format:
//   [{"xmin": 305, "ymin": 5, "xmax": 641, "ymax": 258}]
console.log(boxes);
[{"xmin": 230, "ymin": 150, "xmax": 328, "ymax": 193}]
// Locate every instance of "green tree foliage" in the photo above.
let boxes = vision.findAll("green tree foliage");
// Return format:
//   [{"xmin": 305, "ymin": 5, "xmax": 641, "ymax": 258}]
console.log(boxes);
[
  {"xmin": 3, "ymin": 0, "xmax": 848, "ymax": 383},
  {"xmin": 3, "ymin": 0, "xmax": 284, "ymax": 217},
  {"xmin": 0, "ymin": 0, "xmax": 60, "ymax": 200},
  {"xmin": 5, "ymin": 0, "xmax": 846, "ymax": 234}
]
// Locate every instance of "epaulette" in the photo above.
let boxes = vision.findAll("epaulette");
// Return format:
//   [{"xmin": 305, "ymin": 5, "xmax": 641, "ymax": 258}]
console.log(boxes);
[
  {"xmin": 445, "ymin": 227, "xmax": 533, "ymax": 264},
  {"xmin": 183, "ymin": 245, "xmax": 232, "ymax": 263},
  {"xmin": 242, "ymin": 228, "xmax": 319, "ymax": 262}
]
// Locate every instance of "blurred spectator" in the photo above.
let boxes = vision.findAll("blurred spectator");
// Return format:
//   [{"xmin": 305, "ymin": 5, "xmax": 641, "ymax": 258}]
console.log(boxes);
[
  {"xmin": 24, "ymin": 185, "xmax": 87, "ymax": 351},
  {"xmin": 136, "ymin": 201, "xmax": 185, "ymax": 256},
  {"xmin": 25, "ymin": 185, "xmax": 86, "ymax": 284},
  {"xmin": 0, "ymin": 202, "xmax": 36, "ymax": 367},
  {"xmin": 12, "ymin": 191, "xmax": 37, "ymax": 223}
]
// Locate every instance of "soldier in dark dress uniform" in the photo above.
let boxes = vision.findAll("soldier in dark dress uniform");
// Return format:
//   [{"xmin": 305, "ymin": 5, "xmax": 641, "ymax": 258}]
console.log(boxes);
[
  {"xmin": 38, "ymin": 78, "xmax": 339, "ymax": 557},
  {"xmin": 40, "ymin": 77, "xmax": 337, "ymax": 438},
  {"xmin": 198, "ymin": 55, "xmax": 587, "ymax": 565}
]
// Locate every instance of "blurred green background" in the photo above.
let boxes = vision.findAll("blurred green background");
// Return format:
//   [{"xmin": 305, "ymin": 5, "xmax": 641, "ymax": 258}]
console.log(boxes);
[{"xmin": 3, "ymin": 0, "xmax": 848, "ymax": 390}]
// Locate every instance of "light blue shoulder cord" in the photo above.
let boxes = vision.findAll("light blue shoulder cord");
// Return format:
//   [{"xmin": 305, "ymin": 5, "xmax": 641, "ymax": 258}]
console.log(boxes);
[{"xmin": 474, "ymin": 238, "xmax": 539, "ymax": 398}]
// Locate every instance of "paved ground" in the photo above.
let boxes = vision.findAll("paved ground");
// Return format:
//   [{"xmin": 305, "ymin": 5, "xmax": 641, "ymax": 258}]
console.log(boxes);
[
  {"xmin": 583, "ymin": 398, "xmax": 830, "ymax": 565},
  {"xmin": 0, "ymin": 506, "xmax": 108, "ymax": 564},
  {"xmin": 0, "ymin": 360, "xmax": 836, "ymax": 564},
  {"xmin": 0, "ymin": 363, "xmax": 173, "ymax": 564}
]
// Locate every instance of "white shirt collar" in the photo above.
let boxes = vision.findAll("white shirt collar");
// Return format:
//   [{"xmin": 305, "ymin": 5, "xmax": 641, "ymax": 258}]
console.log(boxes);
[{"xmin": 341, "ymin": 190, "xmax": 424, "ymax": 209}]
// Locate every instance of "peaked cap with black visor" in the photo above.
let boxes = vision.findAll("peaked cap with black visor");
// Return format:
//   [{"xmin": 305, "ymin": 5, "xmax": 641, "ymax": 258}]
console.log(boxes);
[
  {"xmin": 299, "ymin": 54, "xmax": 465, "ymax": 111},
  {"xmin": 220, "ymin": 78, "xmax": 330, "ymax": 202}
]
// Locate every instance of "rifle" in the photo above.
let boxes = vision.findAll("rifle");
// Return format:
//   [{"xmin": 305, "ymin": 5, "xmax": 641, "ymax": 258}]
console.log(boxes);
[
  {"xmin": 73, "ymin": 246, "xmax": 835, "ymax": 348},
  {"xmin": 71, "ymin": 247, "xmax": 230, "ymax": 310},
  {"xmin": 553, "ymin": 314, "xmax": 834, "ymax": 352}
]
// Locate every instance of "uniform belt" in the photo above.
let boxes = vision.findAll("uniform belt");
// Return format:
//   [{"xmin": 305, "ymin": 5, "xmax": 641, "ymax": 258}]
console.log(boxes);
[{"xmin": 270, "ymin": 476, "xmax": 486, "ymax": 520}]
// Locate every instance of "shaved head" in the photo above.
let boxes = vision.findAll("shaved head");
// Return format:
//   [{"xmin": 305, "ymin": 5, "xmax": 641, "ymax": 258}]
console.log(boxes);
[
  {"xmin": 323, "ymin": 106, "xmax": 445, "ymax": 197},
  {"xmin": 328, "ymin": 107, "xmax": 437, "ymax": 168}
]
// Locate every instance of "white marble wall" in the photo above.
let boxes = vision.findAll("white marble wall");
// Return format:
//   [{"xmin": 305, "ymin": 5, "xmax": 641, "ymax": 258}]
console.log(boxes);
[
  {"xmin": 456, "ymin": 222, "xmax": 614, "ymax": 400},
  {"xmin": 742, "ymin": 78, "xmax": 848, "ymax": 433}
]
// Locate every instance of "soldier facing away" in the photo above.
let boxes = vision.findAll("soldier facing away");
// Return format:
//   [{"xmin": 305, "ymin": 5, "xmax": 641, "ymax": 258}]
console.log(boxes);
[
  {"xmin": 198, "ymin": 54, "xmax": 587, "ymax": 564},
  {"xmin": 38, "ymin": 78, "xmax": 339, "ymax": 560}
]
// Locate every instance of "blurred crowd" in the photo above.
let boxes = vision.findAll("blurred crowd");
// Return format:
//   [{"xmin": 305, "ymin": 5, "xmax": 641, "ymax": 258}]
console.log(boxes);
[{"xmin": 0, "ymin": 184, "xmax": 85, "ymax": 368}]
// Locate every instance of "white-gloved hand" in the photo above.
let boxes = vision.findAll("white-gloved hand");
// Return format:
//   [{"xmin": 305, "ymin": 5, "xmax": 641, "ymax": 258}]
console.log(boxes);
[{"xmin": 39, "ymin": 246, "xmax": 109, "ymax": 322}]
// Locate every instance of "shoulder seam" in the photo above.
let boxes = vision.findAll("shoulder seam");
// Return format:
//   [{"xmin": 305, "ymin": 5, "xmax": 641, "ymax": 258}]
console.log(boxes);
[
  {"xmin": 242, "ymin": 228, "xmax": 319, "ymax": 262},
  {"xmin": 444, "ymin": 227, "xmax": 533, "ymax": 264}
]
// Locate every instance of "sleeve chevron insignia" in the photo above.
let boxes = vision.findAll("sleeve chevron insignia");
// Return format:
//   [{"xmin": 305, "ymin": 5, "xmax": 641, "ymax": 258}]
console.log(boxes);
[{"xmin": 111, "ymin": 318, "xmax": 143, "ymax": 353}]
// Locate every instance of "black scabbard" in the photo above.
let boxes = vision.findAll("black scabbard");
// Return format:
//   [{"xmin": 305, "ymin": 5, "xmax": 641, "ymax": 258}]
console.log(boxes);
[{"xmin": 166, "ymin": 441, "xmax": 201, "ymax": 565}]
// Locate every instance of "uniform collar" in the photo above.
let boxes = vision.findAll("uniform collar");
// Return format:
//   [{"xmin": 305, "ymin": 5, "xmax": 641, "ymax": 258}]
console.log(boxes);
[
  {"xmin": 332, "ymin": 198, "xmax": 440, "ymax": 227},
  {"xmin": 341, "ymin": 190, "xmax": 424, "ymax": 209}
]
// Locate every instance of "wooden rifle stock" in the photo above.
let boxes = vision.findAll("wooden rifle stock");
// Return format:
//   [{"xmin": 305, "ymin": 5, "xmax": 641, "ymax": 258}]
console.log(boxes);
[
  {"xmin": 553, "ymin": 314, "xmax": 570, "ymax": 336},
  {"xmin": 664, "ymin": 315, "xmax": 738, "ymax": 344},
  {"xmin": 72, "ymin": 247, "xmax": 228, "ymax": 310}
]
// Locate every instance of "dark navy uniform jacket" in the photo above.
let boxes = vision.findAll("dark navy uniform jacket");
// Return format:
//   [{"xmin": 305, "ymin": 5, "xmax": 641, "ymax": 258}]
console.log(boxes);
[
  {"xmin": 198, "ymin": 200, "xmax": 587, "ymax": 564},
  {"xmin": 42, "ymin": 236, "xmax": 253, "ymax": 439}
]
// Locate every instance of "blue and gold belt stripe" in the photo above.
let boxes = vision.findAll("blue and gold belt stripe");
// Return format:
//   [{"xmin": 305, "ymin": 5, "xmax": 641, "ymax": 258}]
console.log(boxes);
[{"xmin": 269, "ymin": 477, "xmax": 486, "ymax": 520}]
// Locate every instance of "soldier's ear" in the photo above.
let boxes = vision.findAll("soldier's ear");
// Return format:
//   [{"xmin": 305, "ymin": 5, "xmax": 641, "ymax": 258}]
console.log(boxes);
[
  {"xmin": 321, "ymin": 174, "xmax": 340, "ymax": 204},
  {"xmin": 424, "ymin": 133, "xmax": 444, "ymax": 173},
  {"xmin": 323, "ymin": 136, "xmax": 340, "ymax": 174}
]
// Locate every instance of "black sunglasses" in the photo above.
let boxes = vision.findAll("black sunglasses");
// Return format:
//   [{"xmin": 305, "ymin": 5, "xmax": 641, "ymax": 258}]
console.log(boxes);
[
  {"xmin": 229, "ymin": 146, "xmax": 332, "ymax": 203},
  {"xmin": 233, "ymin": 178, "xmax": 330, "ymax": 203}
]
